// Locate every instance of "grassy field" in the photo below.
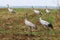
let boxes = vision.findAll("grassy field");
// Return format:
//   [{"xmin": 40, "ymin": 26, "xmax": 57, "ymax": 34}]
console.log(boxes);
[{"xmin": 0, "ymin": 8, "xmax": 60, "ymax": 40}]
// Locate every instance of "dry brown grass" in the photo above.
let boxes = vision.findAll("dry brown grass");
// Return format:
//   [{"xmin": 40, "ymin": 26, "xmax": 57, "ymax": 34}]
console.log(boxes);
[{"xmin": 0, "ymin": 8, "xmax": 60, "ymax": 40}]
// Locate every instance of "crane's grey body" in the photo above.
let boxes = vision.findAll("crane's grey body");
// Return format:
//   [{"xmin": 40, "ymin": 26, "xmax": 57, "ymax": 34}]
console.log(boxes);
[
  {"xmin": 39, "ymin": 18, "xmax": 49, "ymax": 26},
  {"xmin": 33, "ymin": 10, "xmax": 42, "ymax": 15},
  {"xmin": 25, "ymin": 19, "xmax": 36, "ymax": 28},
  {"xmin": 39, "ymin": 17, "xmax": 53, "ymax": 29},
  {"xmin": 46, "ymin": 9, "xmax": 50, "ymax": 13}
]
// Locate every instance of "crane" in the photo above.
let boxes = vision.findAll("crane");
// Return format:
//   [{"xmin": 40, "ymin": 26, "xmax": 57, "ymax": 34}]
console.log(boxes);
[
  {"xmin": 7, "ymin": 4, "xmax": 15, "ymax": 14},
  {"xmin": 24, "ymin": 13, "xmax": 37, "ymax": 34},
  {"xmin": 39, "ymin": 17, "xmax": 53, "ymax": 29},
  {"xmin": 32, "ymin": 6, "xmax": 42, "ymax": 15}
]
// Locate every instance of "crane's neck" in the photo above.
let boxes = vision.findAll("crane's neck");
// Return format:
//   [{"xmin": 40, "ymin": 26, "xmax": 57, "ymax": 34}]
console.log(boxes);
[
  {"xmin": 25, "ymin": 14, "xmax": 27, "ymax": 20},
  {"xmin": 8, "ymin": 6, "xmax": 9, "ymax": 8},
  {"xmin": 32, "ymin": 6, "xmax": 34, "ymax": 9},
  {"xmin": 40, "ymin": 17, "xmax": 42, "ymax": 20},
  {"xmin": 7, "ymin": 4, "xmax": 9, "ymax": 8}
]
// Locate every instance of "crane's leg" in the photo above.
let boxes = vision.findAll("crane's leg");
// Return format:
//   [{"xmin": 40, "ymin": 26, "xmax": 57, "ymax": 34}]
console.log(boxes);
[
  {"xmin": 47, "ymin": 27, "xmax": 50, "ymax": 30},
  {"xmin": 43, "ymin": 26, "xmax": 47, "ymax": 30},
  {"xmin": 30, "ymin": 27, "xmax": 32, "ymax": 35}
]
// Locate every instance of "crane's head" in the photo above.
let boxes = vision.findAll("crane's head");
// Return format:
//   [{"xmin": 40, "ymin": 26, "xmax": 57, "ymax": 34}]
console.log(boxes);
[
  {"xmin": 32, "ymin": 6, "xmax": 34, "ymax": 9},
  {"xmin": 24, "ymin": 13, "xmax": 28, "ymax": 19},
  {"xmin": 7, "ymin": 4, "xmax": 9, "ymax": 8}
]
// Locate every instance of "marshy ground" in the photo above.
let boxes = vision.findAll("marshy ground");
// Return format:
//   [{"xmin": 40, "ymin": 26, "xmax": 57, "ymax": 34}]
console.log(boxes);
[{"xmin": 0, "ymin": 8, "xmax": 60, "ymax": 40}]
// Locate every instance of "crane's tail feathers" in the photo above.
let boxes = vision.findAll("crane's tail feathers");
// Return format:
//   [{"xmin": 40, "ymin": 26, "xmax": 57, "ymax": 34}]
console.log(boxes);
[{"xmin": 48, "ymin": 23, "xmax": 53, "ymax": 29}]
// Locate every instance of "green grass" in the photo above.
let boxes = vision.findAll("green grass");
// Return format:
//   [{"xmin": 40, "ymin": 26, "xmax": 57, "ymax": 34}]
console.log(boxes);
[{"xmin": 0, "ymin": 8, "xmax": 60, "ymax": 40}]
